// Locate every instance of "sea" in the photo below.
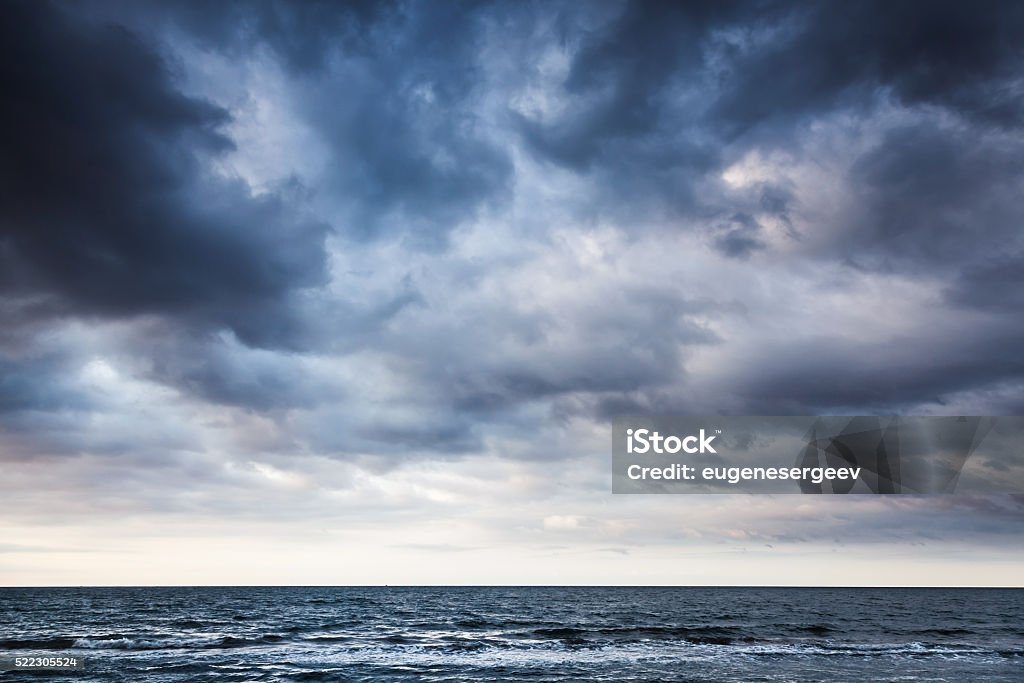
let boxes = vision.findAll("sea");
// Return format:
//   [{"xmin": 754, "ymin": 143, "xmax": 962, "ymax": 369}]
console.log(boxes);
[{"xmin": 0, "ymin": 587, "xmax": 1021, "ymax": 682}]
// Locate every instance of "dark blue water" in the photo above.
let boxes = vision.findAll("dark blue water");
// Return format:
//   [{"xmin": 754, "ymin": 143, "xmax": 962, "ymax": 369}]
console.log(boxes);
[{"xmin": 1, "ymin": 587, "xmax": 1021, "ymax": 681}]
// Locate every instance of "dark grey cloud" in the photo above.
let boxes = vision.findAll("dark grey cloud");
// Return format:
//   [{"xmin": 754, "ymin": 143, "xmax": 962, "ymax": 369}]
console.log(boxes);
[
  {"xmin": 729, "ymin": 324, "xmax": 1024, "ymax": 416},
  {"xmin": 515, "ymin": 0, "xmax": 1024, "ymax": 240},
  {"xmin": 145, "ymin": 0, "xmax": 516, "ymax": 245},
  {"xmin": 521, "ymin": 0, "xmax": 1024, "ymax": 147},
  {"xmin": 1, "ymin": 0, "xmax": 1022, "ymax": 466},
  {"xmin": 299, "ymin": 3, "xmax": 514, "ymax": 244},
  {"xmin": 711, "ymin": 213, "xmax": 767, "ymax": 259},
  {"xmin": 516, "ymin": 0, "xmax": 740, "ymax": 170},
  {"xmin": 948, "ymin": 255, "xmax": 1024, "ymax": 314},
  {"xmin": 710, "ymin": 1, "xmax": 1024, "ymax": 135},
  {"xmin": 156, "ymin": 0, "xmax": 394, "ymax": 74},
  {"xmin": 842, "ymin": 123, "xmax": 1024, "ymax": 270},
  {"xmin": 145, "ymin": 334, "xmax": 333, "ymax": 412},
  {"xmin": 0, "ymin": 0, "xmax": 329, "ymax": 349}
]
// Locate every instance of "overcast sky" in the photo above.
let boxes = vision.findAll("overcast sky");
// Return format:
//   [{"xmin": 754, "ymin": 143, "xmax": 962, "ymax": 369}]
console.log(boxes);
[{"xmin": 1, "ymin": 0, "xmax": 1023, "ymax": 586}]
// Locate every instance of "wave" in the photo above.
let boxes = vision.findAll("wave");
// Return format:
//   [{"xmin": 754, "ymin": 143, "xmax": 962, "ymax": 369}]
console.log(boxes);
[
  {"xmin": 0, "ymin": 637, "xmax": 78, "ymax": 650},
  {"xmin": 73, "ymin": 635, "xmax": 205, "ymax": 650},
  {"xmin": 170, "ymin": 619, "xmax": 205, "ymax": 629},
  {"xmin": 914, "ymin": 627, "xmax": 977, "ymax": 637},
  {"xmin": 71, "ymin": 633, "xmax": 288, "ymax": 650},
  {"xmin": 529, "ymin": 625, "xmax": 746, "ymax": 645},
  {"xmin": 792, "ymin": 623, "xmax": 836, "ymax": 635},
  {"xmin": 6, "ymin": 629, "xmax": 1021, "ymax": 663}
]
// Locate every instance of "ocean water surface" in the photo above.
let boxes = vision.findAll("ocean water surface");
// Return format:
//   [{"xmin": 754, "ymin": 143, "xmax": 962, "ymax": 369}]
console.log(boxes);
[{"xmin": 0, "ymin": 587, "xmax": 1021, "ymax": 682}]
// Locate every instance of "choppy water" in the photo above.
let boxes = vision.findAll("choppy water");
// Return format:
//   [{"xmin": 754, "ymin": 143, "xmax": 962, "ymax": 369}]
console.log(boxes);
[{"xmin": 0, "ymin": 587, "xmax": 1021, "ymax": 681}]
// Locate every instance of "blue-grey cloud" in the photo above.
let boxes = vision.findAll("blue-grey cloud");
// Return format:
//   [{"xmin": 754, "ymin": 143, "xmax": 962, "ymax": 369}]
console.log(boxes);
[{"xmin": 0, "ymin": 1, "xmax": 329, "ymax": 348}]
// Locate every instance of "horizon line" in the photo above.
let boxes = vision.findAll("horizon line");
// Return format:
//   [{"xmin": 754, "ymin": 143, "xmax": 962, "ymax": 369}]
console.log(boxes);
[{"xmin": 2, "ymin": 584, "xmax": 1022, "ymax": 589}]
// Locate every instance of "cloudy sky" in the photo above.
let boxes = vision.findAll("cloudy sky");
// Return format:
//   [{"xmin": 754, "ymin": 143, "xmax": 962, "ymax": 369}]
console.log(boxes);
[{"xmin": 1, "ymin": 0, "xmax": 1023, "ymax": 586}]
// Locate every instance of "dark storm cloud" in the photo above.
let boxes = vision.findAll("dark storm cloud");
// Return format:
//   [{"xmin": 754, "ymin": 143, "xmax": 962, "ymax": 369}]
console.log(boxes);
[
  {"xmin": 502, "ymin": 0, "xmax": 1024, "ymax": 418},
  {"xmin": 842, "ymin": 123, "xmax": 1024, "ymax": 271},
  {"xmin": 156, "ymin": 0, "xmax": 393, "ymax": 73},
  {"xmin": 299, "ymin": 1, "xmax": 513, "ymax": 244},
  {"xmin": 710, "ymin": 0, "xmax": 1024, "ymax": 134},
  {"xmin": 732, "ymin": 325, "xmax": 1024, "ymax": 416},
  {"xmin": 147, "ymin": 0, "xmax": 515, "ymax": 244},
  {"xmin": 0, "ymin": 0, "xmax": 329, "ymax": 348},
  {"xmin": 516, "ymin": 0, "xmax": 1024, "ymax": 232},
  {"xmin": 539, "ymin": 0, "xmax": 1024, "ymax": 143},
  {"xmin": 145, "ymin": 334, "xmax": 330, "ymax": 412},
  {"xmin": 448, "ymin": 304, "xmax": 720, "ymax": 414},
  {"xmin": 515, "ymin": 0, "xmax": 742, "ymax": 171},
  {"xmin": 2, "ymin": 0, "xmax": 1023, "ymax": 451},
  {"xmin": 948, "ymin": 256, "xmax": 1024, "ymax": 314},
  {"xmin": 711, "ymin": 213, "xmax": 766, "ymax": 259}
]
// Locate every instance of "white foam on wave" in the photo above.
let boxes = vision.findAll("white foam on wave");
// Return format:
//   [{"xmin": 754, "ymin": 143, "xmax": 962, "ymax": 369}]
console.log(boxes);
[
  {"xmin": 255, "ymin": 639, "xmax": 1015, "ymax": 669},
  {"xmin": 72, "ymin": 634, "xmax": 226, "ymax": 650}
]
